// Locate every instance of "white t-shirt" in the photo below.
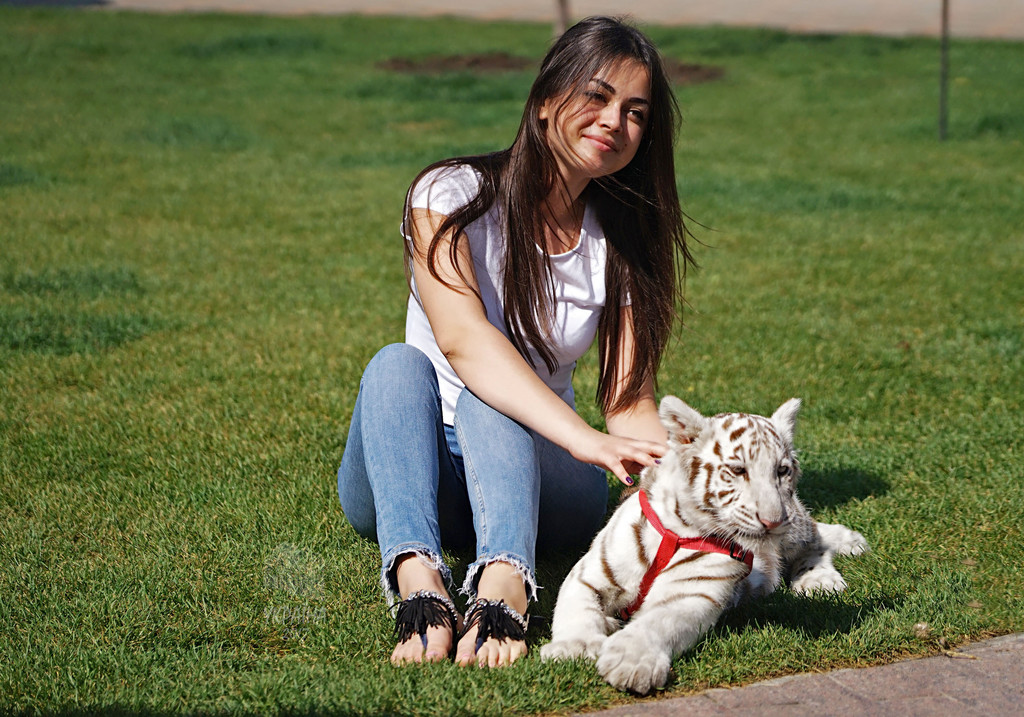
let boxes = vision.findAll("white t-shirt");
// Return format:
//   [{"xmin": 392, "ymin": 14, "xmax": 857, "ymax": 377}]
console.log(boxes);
[{"xmin": 403, "ymin": 164, "xmax": 610, "ymax": 425}]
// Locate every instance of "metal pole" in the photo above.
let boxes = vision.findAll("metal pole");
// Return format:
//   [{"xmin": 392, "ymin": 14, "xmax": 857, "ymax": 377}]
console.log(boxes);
[
  {"xmin": 555, "ymin": 0, "xmax": 570, "ymax": 37},
  {"xmin": 939, "ymin": 0, "xmax": 950, "ymax": 140}
]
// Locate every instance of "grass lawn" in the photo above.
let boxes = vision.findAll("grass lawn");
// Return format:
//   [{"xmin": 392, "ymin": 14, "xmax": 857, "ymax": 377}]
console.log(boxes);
[{"xmin": 1, "ymin": 7, "xmax": 1022, "ymax": 715}]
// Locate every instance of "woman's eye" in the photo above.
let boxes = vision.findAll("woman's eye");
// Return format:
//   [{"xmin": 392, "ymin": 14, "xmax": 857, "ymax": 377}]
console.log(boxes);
[{"xmin": 628, "ymin": 108, "xmax": 646, "ymax": 122}]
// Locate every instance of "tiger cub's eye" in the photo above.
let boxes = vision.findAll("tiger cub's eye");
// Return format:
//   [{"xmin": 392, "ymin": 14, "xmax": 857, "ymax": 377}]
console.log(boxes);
[{"xmin": 777, "ymin": 465, "xmax": 791, "ymax": 478}]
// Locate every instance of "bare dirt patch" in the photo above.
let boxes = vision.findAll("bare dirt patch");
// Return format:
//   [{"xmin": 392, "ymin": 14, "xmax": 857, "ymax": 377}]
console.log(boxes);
[
  {"xmin": 663, "ymin": 59, "xmax": 726, "ymax": 86},
  {"xmin": 377, "ymin": 52, "xmax": 533, "ymax": 74},
  {"xmin": 378, "ymin": 52, "xmax": 725, "ymax": 86}
]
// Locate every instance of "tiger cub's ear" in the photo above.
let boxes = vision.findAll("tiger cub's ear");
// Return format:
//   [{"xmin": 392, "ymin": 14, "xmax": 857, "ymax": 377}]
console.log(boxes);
[
  {"xmin": 658, "ymin": 396, "xmax": 706, "ymax": 447},
  {"xmin": 770, "ymin": 398, "xmax": 802, "ymax": 444}
]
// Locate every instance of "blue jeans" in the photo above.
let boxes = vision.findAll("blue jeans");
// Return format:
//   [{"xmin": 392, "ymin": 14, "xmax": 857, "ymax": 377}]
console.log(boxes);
[{"xmin": 337, "ymin": 343, "xmax": 609, "ymax": 604}]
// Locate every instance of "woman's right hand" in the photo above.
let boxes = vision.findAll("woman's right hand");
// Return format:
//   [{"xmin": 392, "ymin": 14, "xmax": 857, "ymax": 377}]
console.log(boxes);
[{"xmin": 570, "ymin": 427, "xmax": 666, "ymax": 486}]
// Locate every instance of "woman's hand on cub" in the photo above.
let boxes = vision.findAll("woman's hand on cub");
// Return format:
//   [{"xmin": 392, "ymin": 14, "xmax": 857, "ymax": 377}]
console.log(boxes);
[{"xmin": 571, "ymin": 427, "xmax": 665, "ymax": 485}]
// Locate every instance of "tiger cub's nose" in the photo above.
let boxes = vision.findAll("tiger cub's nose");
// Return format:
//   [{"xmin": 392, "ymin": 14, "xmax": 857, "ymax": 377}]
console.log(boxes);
[{"xmin": 759, "ymin": 516, "xmax": 784, "ymax": 531}]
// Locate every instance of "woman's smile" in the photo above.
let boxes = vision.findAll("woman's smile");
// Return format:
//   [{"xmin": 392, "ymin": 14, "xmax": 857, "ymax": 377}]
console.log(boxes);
[
  {"xmin": 583, "ymin": 133, "xmax": 618, "ymax": 152},
  {"xmin": 540, "ymin": 59, "xmax": 651, "ymax": 193}
]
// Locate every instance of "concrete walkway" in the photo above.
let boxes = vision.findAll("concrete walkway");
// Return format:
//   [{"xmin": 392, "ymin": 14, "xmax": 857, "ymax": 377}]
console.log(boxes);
[
  {"xmin": 587, "ymin": 633, "xmax": 1024, "ymax": 716},
  {"xmin": 105, "ymin": 0, "xmax": 1024, "ymax": 40}
]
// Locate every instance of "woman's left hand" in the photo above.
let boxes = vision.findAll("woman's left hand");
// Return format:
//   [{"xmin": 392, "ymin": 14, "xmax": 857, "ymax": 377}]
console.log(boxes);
[{"xmin": 568, "ymin": 426, "xmax": 666, "ymax": 486}]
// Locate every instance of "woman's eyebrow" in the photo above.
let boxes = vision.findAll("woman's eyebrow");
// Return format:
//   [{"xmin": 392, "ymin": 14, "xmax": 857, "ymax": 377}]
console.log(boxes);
[{"xmin": 591, "ymin": 78, "xmax": 650, "ymax": 105}]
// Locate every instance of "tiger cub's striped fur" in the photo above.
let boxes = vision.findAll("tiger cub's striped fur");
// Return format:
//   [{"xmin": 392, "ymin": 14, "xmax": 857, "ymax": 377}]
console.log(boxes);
[{"xmin": 541, "ymin": 396, "xmax": 869, "ymax": 694}]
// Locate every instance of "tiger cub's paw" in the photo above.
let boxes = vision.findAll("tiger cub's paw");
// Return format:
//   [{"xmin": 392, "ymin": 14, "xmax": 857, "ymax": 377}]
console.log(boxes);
[
  {"xmin": 596, "ymin": 631, "xmax": 671, "ymax": 695},
  {"xmin": 818, "ymin": 523, "xmax": 870, "ymax": 557},
  {"xmin": 540, "ymin": 637, "xmax": 604, "ymax": 662},
  {"xmin": 791, "ymin": 566, "xmax": 848, "ymax": 595}
]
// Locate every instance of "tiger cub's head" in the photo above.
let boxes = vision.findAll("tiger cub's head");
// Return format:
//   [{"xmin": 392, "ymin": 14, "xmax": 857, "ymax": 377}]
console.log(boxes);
[{"xmin": 646, "ymin": 396, "xmax": 803, "ymax": 547}]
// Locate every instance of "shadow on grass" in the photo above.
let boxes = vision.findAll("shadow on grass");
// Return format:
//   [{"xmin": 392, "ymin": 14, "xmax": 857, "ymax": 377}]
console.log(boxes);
[
  {"xmin": 718, "ymin": 589, "xmax": 901, "ymax": 640},
  {"xmin": 799, "ymin": 466, "xmax": 889, "ymax": 512},
  {"xmin": 0, "ymin": 308, "xmax": 161, "ymax": 354},
  {"xmin": 0, "ymin": 162, "xmax": 53, "ymax": 188},
  {"xmin": 653, "ymin": 590, "xmax": 905, "ymax": 692},
  {"xmin": 0, "ymin": 266, "xmax": 158, "ymax": 355}
]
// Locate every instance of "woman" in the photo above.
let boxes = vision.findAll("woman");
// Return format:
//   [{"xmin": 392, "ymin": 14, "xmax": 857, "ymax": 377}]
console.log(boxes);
[{"xmin": 338, "ymin": 16, "xmax": 693, "ymax": 668}]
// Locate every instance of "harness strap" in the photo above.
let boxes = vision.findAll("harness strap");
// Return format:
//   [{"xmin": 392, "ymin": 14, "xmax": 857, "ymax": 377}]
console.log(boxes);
[{"xmin": 619, "ymin": 491, "xmax": 754, "ymax": 621}]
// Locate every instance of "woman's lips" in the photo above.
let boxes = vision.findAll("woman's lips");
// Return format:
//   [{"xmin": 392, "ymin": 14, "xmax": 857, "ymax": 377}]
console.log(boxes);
[{"xmin": 584, "ymin": 134, "xmax": 617, "ymax": 152}]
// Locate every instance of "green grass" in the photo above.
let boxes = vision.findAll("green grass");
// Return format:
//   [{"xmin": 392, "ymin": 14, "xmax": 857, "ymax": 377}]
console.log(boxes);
[{"xmin": 1, "ymin": 7, "xmax": 1022, "ymax": 715}]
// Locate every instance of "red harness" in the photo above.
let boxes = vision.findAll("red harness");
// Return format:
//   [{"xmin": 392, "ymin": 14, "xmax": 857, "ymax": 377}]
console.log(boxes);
[{"xmin": 619, "ymin": 490, "xmax": 755, "ymax": 621}]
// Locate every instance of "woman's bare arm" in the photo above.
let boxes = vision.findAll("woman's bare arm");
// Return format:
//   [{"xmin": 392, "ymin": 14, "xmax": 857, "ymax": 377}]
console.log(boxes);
[
  {"xmin": 603, "ymin": 305, "xmax": 671, "ymax": 470},
  {"xmin": 409, "ymin": 208, "xmax": 664, "ymax": 483}
]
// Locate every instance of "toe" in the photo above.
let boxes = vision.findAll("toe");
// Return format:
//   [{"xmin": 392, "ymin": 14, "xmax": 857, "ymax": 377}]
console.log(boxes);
[
  {"xmin": 390, "ymin": 638, "xmax": 423, "ymax": 665},
  {"xmin": 423, "ymin": 624, "xmax": 453, "ymax": 662},
  {"xmin": 471, "ymin": 637, "xmax": 527, "ymax": 668},
  {"xmin": 484, "ymin": 642, "xmax": 503, "ymax": 668},
  {"xmin": 455, "ymin": 624, "xmax": 481, "ymax": 666},
  {"xmin": 392, "ymin": 623, "xmax": 454, "ymax": 665}
]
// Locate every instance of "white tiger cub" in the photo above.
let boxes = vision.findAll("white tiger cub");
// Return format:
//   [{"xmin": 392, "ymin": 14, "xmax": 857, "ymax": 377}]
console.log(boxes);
[{"xmin": 541, "ymin": 396, "xmax": 869, "ymax": 694}]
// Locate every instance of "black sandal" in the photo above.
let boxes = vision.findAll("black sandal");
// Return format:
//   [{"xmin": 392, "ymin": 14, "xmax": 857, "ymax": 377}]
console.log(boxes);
[
  {"xmin": 462, "ymin": 598, "xmax": 529, "ymax": 653},
  {"xmin": 392, "ymin": 590, "xmax": 460, "ymax": 649}
]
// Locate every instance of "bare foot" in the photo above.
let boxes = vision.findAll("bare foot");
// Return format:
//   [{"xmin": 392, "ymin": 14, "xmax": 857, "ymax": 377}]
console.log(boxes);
[
  {"xmin": 455, "ymin": 561, "xmax": 529, "ymax": 668},
  {"xmin": 390, "ymin": 554, "xmax": 457, "ymax": 665},
  {"xmin": 391, "ymin": 621, "xmax": 455, "ymax": 665}
]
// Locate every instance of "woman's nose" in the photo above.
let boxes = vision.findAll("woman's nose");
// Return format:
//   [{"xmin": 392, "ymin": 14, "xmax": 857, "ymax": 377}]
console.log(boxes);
[{"xmin": 599, "ymin": 104, "xmax": 622, "ymax": 131}]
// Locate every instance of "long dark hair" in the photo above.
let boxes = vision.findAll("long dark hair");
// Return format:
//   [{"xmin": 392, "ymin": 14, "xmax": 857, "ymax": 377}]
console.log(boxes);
[{"xmin": 403, "ymin": 16, "xmax": 694, "ymax": 415}]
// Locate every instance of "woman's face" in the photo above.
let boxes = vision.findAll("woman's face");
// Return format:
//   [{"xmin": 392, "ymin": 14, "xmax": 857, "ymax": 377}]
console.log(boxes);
[{"xmin": 539, "ymin": 59, "xmax": 651, "ymax": 194}]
